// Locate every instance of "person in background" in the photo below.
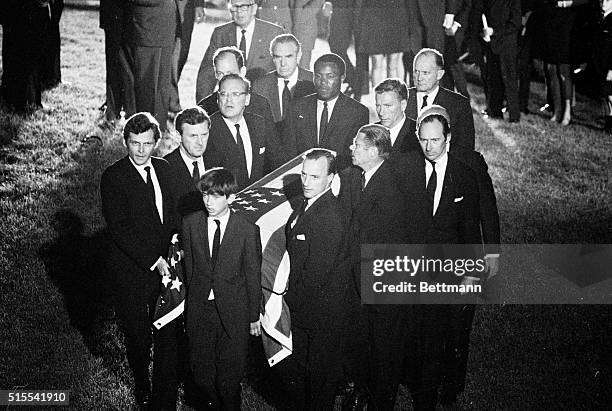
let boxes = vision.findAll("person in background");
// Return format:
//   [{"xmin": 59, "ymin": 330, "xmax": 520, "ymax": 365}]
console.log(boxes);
[{"xmin": 595, "ymin": 0, "xmax": 612, "ymax": 133}]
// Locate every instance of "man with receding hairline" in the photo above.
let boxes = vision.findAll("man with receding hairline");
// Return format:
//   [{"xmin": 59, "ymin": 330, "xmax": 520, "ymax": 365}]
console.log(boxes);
[
  {"xmin": 374, "ymin": 78, "xmax": 419, "ymax": 153},
  {"xmin": 407, "ymin": 48, "xmax": 475, "ymax": 150}
]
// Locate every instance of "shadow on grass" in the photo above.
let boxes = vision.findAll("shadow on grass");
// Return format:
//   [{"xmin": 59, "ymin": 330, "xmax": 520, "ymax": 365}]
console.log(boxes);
[{"xmin": 38, "ymin": 209, "xmax": 131, "ymax": 387}]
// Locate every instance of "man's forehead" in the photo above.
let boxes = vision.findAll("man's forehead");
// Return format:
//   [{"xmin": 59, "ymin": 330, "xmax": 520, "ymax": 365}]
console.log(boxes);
[
  {"xmin": 415, "ymin": 55, "xmax": 437, "ymax": 69},
  {"xmin": 219, "ymin": 79, "xmax": 246, "ymax": 91},
  {"xmin": 302, "ymin": 157, "xmax": 328, "ymax": 172},
  {"xmin": 315, "ymin": 63, "xmax": 339, "ymax": 74},
  {"xmin": 376, "ymin": 91, "xmax": 402, "ymax": 103},
  {"xmin": 128, "ymin": 129, "xmax": 154, "ymax": 141},
  {"xmin": 231, "ymin": 0, "xmax": 251, "ymax": 5}
]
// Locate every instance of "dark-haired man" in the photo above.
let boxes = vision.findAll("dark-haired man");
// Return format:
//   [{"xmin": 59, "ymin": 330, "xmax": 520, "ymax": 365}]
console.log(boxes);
[
  {"xmin": 206, "ymin": 74, "xmax": 282, "ymax": 190},
  {"xmin": 195, "ymin": 0, "xmax": 284, "ymax": 99},
  {"xmin": 182, "ymin": 167, "xmax": 262, "ymax": 410},
  {"xmin": 374, "ymin": 78, "xmax": 419, "ymax": 153},
  {"xmin": 197, "ymin": 46, "xmax": 274, "ymax": 123},
  {"xmin": 252, "ymin": 34, "xmax": 315, "ymax": 124},
  {"xmin": 282, "ymin": 53, "xmax": 369, "ymax": 169},
  {"xmin": 407, "ymin": 48, "xmax": 475, "ymax": 150},
  {"xmin": 165, "ymin": 106, "xmax": 214, "ymax": 216},
  {"xmin": 100, "ymin": 112, "xmax": 180, "ymax": 409}
]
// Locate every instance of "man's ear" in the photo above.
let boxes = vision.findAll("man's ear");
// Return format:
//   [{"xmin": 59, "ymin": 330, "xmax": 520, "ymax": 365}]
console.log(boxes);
[
  {"xmin": 239, "ymin": 66, "xmax": 247, "ymax": 77},
  {"xmin": 436, "ymin": 69, "xmax": 445, "ymax": 82},
  {"xmin": 244, "ymin": 93, "xmax": 251, "ymax": 107},
  {"xmin": 227, "ymin": 194, "xmax": 237, "ymax": 204},
  {"xmin": 401, "ymin": 99, "xmax": 408, "ymax": 112}
]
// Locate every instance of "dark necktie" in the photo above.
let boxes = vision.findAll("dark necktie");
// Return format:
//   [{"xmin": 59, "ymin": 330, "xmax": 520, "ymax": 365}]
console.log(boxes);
[
  {"xmin": 234, "ymin": 123, "xmax": 248, "ymax": 175},
  {"xmin": 360, "ymin": 170, "xmax": 366, "ymax": 191},
  {"xmin": 292, "ymin": 198, "xmax": 308, "ymax": 228},
  {"xmin": 192, "ymin": 161, "xmax": 200, "ymax": 184},
  {"xmin": 239, "ymin": 29, "xmax": 247, "ymax": 60},
  {"xmin": 211, "ymin": 219, "xmax": 221, "ymax": 269},
  {"xmin": 282, "ymin": 80, "xmax": 291, "ymax": 119},
  {"xmin": 426, "ymin": 159, "xmax": 437, "ymax": 215},
  {"xmin": 144, "ymin": 166, "xmax": 156, "ymax": 205},
  {"xmin": 319, "ymin": 101, "xmax": 328, "ymax": 145},
  {"xmin": 421, "ymin": 94, "xmax": 429, "ymax": 110}
]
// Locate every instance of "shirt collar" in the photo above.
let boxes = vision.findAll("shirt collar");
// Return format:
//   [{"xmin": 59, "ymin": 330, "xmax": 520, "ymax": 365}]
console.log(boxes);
[
  {"xmin": 363, "ymin": 159, "xmax": 384, "ymax": 187},
  {"xmin": 417, "ymin": 86, "xmax": 440, "ymax": 107},
  {"xmin": 209, "ymin": 208, "xmax": 231, "ymax": 225},
  {"xmin": 236, "ymin": 19, "xmax": 255, "ymax": 35},
  {"xmin": 278, "ymin": 68, "xmax": 299, "ymax": 88},
  {"xmin": 428, "ymin": 150, "xmax": 448, "ymax": 169},
  {"xmin": 179, "ymin": 145, "xmax": 204, "ymax": 168},
  {"xmin": 304, "ymin": 186, "xmax": 332, "ymax": 211},
  {"xmin": 318, "ymin": 94, "xmax": 339, "ymax": 109},
  {"xmin": 129, "ymin": 156, "xmax": 153, "ymax": 172},
  {"xmin": 222, "ymin": 114, "xmax": 247, "ymax": 131},
  {"xmin": 388, "ymin": 114, "xmax": 406, "ymax": 134}
]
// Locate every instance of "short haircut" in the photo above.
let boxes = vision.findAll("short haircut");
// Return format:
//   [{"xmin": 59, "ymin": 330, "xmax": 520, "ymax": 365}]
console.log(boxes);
[
  {"xmin": 357, "ymin": 124, "xmax": 392, "ymax": 159},
  {"xmin": 218, "ymin": 73, "xmax": 251, "ymax": 94},
  {"xmin": 417, "ymin": 114, "xmax": 451, "ymax": 140},
  {"xmin": 314, "ymin": 53, "xmax": 346, "ymax": 77},
  {"xmin": 413, "ymin": 48, "xmax": 445, "ymax": 69},
  {"xmin": 270, "ymin": 33, "xmax": 301, "ymax": 55},
  {"xmin": 197, "ymin": 167, "xmax": 238, "ymax": 197},
  {"xmin": 123, "ymin": 112, "xmax": 161, "ymax": 143},
  {"xmin": 374, "ymin": 78, "xmax": 408, "ymax": 101},
  {"xmin": 174, "ymin": 106, "xmax": 210, "ymax": 135},
  {"xmin": 303, "ymin": 148, "xmax": 337, "ymax": 175},
  {"xmin": 213, "ymin": 46, "xmax": 245, "ymax": 69}
]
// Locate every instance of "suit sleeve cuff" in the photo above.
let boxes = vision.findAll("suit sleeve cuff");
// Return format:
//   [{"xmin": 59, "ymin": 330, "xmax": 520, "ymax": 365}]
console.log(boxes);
[{"xmin": 150, "ymin": 256, "xmax": 164, "ymax": 271}]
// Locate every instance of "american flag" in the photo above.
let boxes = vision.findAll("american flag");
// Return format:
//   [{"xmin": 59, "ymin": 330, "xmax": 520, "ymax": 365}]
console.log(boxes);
[
  {"xmin": 153, "ymin": 233, "xmax": 185, "ymax": 330},
  {"xmin": 232, "ymin": 151, "xmax": 340, "ymax": 366}
]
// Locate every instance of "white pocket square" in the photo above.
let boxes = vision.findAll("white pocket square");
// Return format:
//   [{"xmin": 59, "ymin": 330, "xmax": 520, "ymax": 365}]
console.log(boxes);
[
  {"xmin": 454, "ymin": 196, "xmax": 464, "ymax": 203},
  {"xmin": 298, "ymin": 115, "xmax": 304, "ymax": 119},
  {"xmin": 296, "ymin": 234, "xmax": 306, "ymax": 241},
  {"xmin": 259, "ymin": 146, "xmax": 266, "ymax": 154}
]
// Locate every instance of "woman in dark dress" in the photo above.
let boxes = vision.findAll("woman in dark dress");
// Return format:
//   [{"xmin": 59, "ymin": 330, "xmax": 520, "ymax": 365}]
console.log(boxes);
[
  {"xmin": 358, "ymin": 0, "xmax": 411, "ymax": 89},
  {"xmin": 540, "ymin": 0, "xmax": 590, "ymax": 125}
]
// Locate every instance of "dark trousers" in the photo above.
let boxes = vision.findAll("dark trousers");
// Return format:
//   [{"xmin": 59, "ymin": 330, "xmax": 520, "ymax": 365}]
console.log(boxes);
[
  {"xmin": 125, "ymin": 43, "xmax": 173, "ymax": 131},
  {"xmin": 104, "ymin": 29, "xmax": 135, "ymax": 120},
  {"xmin": 484, "ymin": 44, "xmax": 520, "ymax": 121},
  {"xmin": 367, "ymin": 306, "xmax": 407, "ymax": 411},
  {"xmin": 518, "ymin": 34, "xmax": 534, "ymax": 112},
  {"xmin": 328, "ymin": 1, "xmax": 367, "ymax": 96},
  {"xmin": 115, "ymin": 282, "xmax": 180, "ymax": 410},
  {"xmin": 277, "ymin": 322, "xmax": 342, "ymax": 410},
  {"xmin": 188, "ymin": 301, "xmax": 248, "ymax": 411}
]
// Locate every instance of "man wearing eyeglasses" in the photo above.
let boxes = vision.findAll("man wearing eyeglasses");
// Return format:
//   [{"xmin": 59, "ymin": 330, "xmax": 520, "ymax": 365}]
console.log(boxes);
[
  {"xmin": 196, "ymin": 0, "xmax": 285, "ymax": 100},
  {"xmin": 205, "ymin": 74, "xmax": 282, "ymax": 190}
]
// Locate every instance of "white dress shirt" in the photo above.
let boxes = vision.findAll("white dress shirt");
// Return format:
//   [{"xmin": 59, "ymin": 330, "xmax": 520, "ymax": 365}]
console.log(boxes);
[
  {"xmin": 206, "ymin": 209, "xmax": 231, "ymax": 300},
  {"xmin": 223, "ymin": 115, "xmax": 253, "ymax": 177},
  {"xmin": 425, "ymin": 151, "xmax": 448, "ymax": 216},
  {"xmin": 316, "ymin": 95, "xmax": 339, "ymax": 143},
  {"xmin": 362, "ymin": 159, "xmax": 384, "ymax": 189},
  {"xmin": 277, "ymin": 68, "xmax": 299, "ymax": 115},
  {"xmin": 179, "ymin": 146, "xmax": 205, "ymax": 178},
  {"xmin": 129, "ymin": 157, "xmax": 163, "ymax": 224},
  {"xmin": 388, "ymin": 115, "xmax": 407, "ymax": 147},
  {"xmin": 235, "ymin": 20, "xmax": 255, "ymax": 60},
  {"xmin": 416, "ymin": 86, "xmax": 440, "ymax": 114}
]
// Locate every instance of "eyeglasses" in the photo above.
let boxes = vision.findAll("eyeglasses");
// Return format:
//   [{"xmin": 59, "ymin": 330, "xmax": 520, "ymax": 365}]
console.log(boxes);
[
  {"xmin": 229, "ymin": 3, "xmax": 254, "ymax": 12},
  {"xmin": 218, "ymin": 91, "xmax": 248, "ymax": 99}
]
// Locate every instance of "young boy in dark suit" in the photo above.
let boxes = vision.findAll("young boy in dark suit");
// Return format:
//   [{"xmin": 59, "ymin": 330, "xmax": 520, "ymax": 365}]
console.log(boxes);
[{"xmin": 181, "ymin": 167, "xmax": 262, "ymax": 410}]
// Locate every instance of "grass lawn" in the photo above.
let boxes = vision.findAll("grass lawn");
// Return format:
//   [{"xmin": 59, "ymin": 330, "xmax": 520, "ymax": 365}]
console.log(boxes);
[{"xmin": 1, "ymin": 7, "xmax": 610, "ymax": 410}]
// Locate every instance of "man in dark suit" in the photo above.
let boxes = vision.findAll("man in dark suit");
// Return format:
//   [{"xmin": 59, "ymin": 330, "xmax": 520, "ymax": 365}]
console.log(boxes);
[
  {"xmin": 281, "ymin": 149, "xmax": 350, "ymax": 410},
  {"xmin": 473, "ymin": 0, "xmax": 521, "ymax": 122},
  {"xmin": 205, "ymin": 74, "xmax": 282, "ymax": 190},
  {"xmin": 441, "ymin": 0, "xmax": 472, "ymax": 97},
  {"xmin": 252, "ymin": 34, "xmax": 315, "ymax": 124},
  {"xmin": 374, "ymin": 78, "xmax": 420, "ymax": 154},
  {"xmin": 182, "ymin": 168, "xmax": 262, "ymax": 410},
  {"xmin": 401, "ymin": 105, "xmax": 484, "ymax": 411},
  {"xmin": 165, "ymin": 106, "xmax": 212, "ymax": 217},
  {"xmin": 100, "ymin": 113, "xmax": 180, "ymax": 410},
  {"xmin": 197, "ymin": 46, "xmax": 274, "ymax": 123},
  {"xmin": 99, "ymin": 0, "xmax": 135, "ymax": 123},
  {"xmin": 282, "ymin": 53, "xmax": 370, "ymax": 169},
  {"xmin": 339, "ymin": 124, "xmax": 410, "ymax": 410},
  {"xmin": 123, "ymin": 0, "xmax": 178, "ymax": 131},
  {"xmin": 195, "ymin": 0, "xmax": 285, "ymax": 100},
  {"xmin": 407, "ymin": 48, "xmax": 475, "ymax": 150},
  {"xmin": 168, "ymin": 0, "xmax": 205, "ymax": 113}
]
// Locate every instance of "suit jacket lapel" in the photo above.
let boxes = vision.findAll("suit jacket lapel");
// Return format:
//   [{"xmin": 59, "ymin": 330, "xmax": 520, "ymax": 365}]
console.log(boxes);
[
  {"xmin": 269, "ymin": 74, "xmax": 282, "ymax": 121},
  {"xmin": 244, "ymin": 115, "xmax": 262, "ymax": 182},
  {"xmin": 321, "ymin": 94, "xmax": 345, "ymax": 146},
  {"xmin": 248, "ymin": 21, "xmax": 262, "ymax": 67},
  {"xmin": 407, "ymin": 91, "xmax": 418, "ymax": 121},
  {"xmin": 198, "ymin": 212, "xmax": 213, "ymax": 271},
  {"xmin": 436, "ymin": 157, "xmax": 455, "ymax": 217},
  {"xmin": 215, "ymin": 212, "xmax": 237, "ymax": 274},
  {"xmin": 306, "ymin": 96, "xmax": 318, "ymax": 148}
]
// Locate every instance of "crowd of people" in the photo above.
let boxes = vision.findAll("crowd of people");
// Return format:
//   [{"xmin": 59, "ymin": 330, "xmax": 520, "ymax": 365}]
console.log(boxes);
[{"xmin": 0, "ymin": 1, "xmax": 608, "ymax": 411}]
